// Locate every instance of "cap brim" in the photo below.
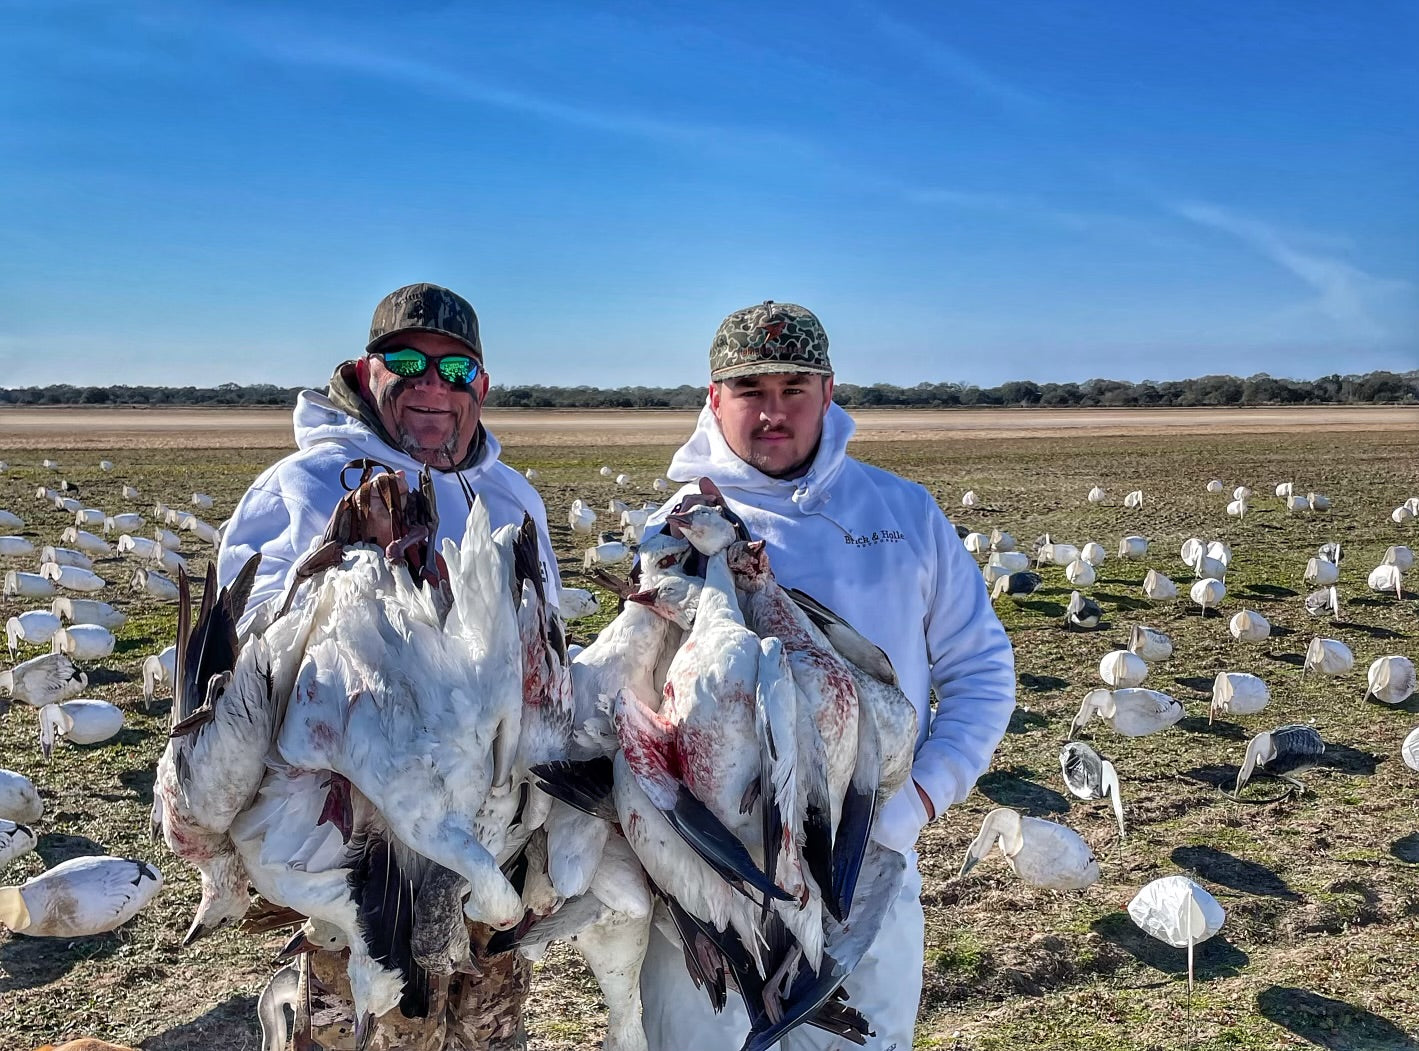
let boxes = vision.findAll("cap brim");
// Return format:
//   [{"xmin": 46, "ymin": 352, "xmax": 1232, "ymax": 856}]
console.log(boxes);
[
  {"xmin": 711, "ymin": 361, "xmax": 833, "ymax": 381},
  {"xmin": 367, "ymin": 326, "xmax": 483, "ymax": 360}
]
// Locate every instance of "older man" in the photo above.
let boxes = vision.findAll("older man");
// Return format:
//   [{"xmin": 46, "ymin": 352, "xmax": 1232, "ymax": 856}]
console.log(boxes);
[
  {"xmin": 218, "ymin": 283, "xmax": 554, "ymax": 1051},
  {"xmin": 640, "ymin": 301, "xmax": 1016, "ymax": 1051}
]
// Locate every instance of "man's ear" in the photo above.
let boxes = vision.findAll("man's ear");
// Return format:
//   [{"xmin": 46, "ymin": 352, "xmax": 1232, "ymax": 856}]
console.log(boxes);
[{"xmin": 707, "ymin": 381, "xmax": 722, "ymax": 416}]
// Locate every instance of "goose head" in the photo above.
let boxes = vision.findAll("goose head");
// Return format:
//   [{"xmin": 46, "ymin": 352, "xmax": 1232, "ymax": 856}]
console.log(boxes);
[
  {"xmin": 37, "ymin": 703, "xmax": 73, "ymax": 759},
  {"xmin": 627, "ymin": 572, "xmax": 700, "ymax": 630},
  {"xmin": 183, "ymin": 850, "xmax": 250, "ymax": 945},
  {"xmin": 664, "ymin": 502, "xmax": 739, "ymax": 557},
  {"xmin": 1069, "ymin": 689, "xmax": 1114, "ymax": 738},
  {"xmin": 959, "ymin": 807, "xmax": 1023, "ymax": 877},
  {"xmin": 725, "ymin": 539, "xmax": 771, "ymax": 592}
]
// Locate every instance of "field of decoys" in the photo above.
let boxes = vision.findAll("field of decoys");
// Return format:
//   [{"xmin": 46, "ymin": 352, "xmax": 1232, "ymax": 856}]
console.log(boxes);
[{"xmin": 0, "ymin": 410, "xmax": 1416, "ymax": 1051}]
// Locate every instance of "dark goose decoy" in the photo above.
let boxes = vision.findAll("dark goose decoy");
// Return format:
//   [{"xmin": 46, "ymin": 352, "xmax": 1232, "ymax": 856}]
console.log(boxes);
[
  {"xmin": 1059, "ymin": 742, "xmax": 1125, "ymax": 838},
  {"xmin": 1064, "ymin": 591, "xmax": 1102, "ymax": 630},
  {"xmin": 1235, "ymin": 724, "xmax": 1325, "ymax": 795},
  {"xmin": 991, "ymin": 571, "xmax": 1043, "ymax": 603}
]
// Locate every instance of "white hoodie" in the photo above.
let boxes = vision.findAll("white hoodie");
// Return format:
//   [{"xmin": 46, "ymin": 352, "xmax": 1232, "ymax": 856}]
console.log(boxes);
[
  {"xmin": 217, "ymin": 389, "xmax": 559, "ymax": 625},
  {"xmin": 649, "ymin": 401, "xmax": 1015, "ymax": 854}
]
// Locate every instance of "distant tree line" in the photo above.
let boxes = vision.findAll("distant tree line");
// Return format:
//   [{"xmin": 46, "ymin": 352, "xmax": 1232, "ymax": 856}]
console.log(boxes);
[{"xmin": 0, "ymin": 371, "xmax": 1414, "ymax": 409}]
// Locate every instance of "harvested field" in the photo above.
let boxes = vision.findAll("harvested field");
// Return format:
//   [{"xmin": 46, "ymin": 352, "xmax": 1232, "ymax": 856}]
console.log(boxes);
[{"xmin": 0, "ymin": 408, "xmax": 1416, "ymax": 1051}]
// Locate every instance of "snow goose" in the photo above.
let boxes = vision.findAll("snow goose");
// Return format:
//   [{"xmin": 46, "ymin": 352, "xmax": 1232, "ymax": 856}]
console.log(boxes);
[
  {"xmin": 51, "ymin": 597, "xmax": 126, "ymax": 630},
  {"xmin": 1071, "ymin": 688, "xmax": 1183, "ymax": 738},
  {"xmin": 1123, "ymin": 489, "xmax": 1144, "ymax": 510},
  {"xmin": 0, "ymin": 818, "xmax": 37, "ymax": 869},
  {"xmin": 992, "ymin": 571, "xmax": 1042, "ymax": 602},
  {"xmin": 1229, "ymin": 609, "xmax": 1270, "ymax": 643},
  {"xmin": 0, "ymin": 769, "xmax": 43, "ymax": 824},
  {"xmin": 1190, "ymin": 576, "xmax": 1226, "ymax": 615},
  {"xmin": 1099, "ymin": 650, "xmax": 1148, "ymax": 688},
  {"xmin": 51, "ymin": 624, "xmax": 115, "ymax": 660},
  {"xmin": 1384, "ymin": 545, "xmax": 1414, "ymax": 571},
  {"xmin": 191, "ymin": 492, "xmax": 214, "ymax": 509},
  {"xmin": 568, "ymin": 498, "xmax": 598, "ymax": 535},
  {"xmin": 61, "ymin": 528, "xmax": 112, "ymax": 556},
  {"xmin": 959, "ymin": 807, "xmax": 1099, "ymax": 890},
  {"xmin": 40, "ymin": 546, "xmax": 94, "ymax": 570},
  {"xmin": 1128, "ymin": 625, "xmax": 1173, "ymax": 661},
  {"xmin": 7, "ymin": 610, "xmax": 62, "ymax": 654},
  {"xmin": 0, "ymin": 536, "xmax": 37, "ymax": 557},
  {"xmin": 38, "ymin": 699, "xmax": 124, "ymax": 757},
  {"xmin": 1, "ymin": 652, "xmax": 87, "ymax": 708},
  {"xmin": 1211, "ymin": 673, "xmax": 1269, "ymax": 721},
  {"xmin": 1065, "ymin": 591, "xmax": 1101, "ymax": 630},
  {"xmin": 1128, "ymin": 875, "xmax": 1225, "ymax": 993},
  {"xmin": 142, "ymin": 645, "xmax": 177, "ymax": 709},
  {"xmin": 0, "ymin": 855, "xmax": 162, "ymax": 937},
  {"xmin": 1303, "ymin": 637, "xmax": 1353, "ymax": 677},
  {"xmin": 1364, "ymin": 656, "xmax": 1415, "ymax": 705},
  {"xmin": 1059, "ymin": 742, "xmax": 1125, "ymax": 838},
  {"xmin": 1367, "ymin": 563, "xmax": 1404, "ymax": 599},
  {"xmin": 1236, "ymin": 724, "xmax": 1324, "ymax": 794},
  {"xmin": 1142, "ymin": 569, "xmax": 1177, "ymax": 602},
  {"xmin": 1304, "ymin": 557, "xmax": 1340, "ymax": 587},
  {"xmin": 40, "ymin": 564, "xmax": 106, "ymax": 594},
  {"xmin": 131, "ymin": 568, "xmax": 180, "ymax": 601},
  {"xmin": 1118, "ymin": 535, "xmax": 1149, "ymax": 560},
  {"xmin": 0, "ymin": 510, "xmax": 22, "ymax": 530}
]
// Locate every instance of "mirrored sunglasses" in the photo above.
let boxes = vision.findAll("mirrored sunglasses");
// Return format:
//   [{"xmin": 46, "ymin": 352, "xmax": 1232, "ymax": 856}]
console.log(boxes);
[{"xmin": 374, "ymin": 347, "xmax": 481, "ymax": 386}]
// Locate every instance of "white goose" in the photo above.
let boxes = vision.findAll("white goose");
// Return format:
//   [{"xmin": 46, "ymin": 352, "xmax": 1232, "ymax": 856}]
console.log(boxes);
[
  {"xmin": 142, "ymin": 645, "xmax": 177, "ymax": 708},
  {"xmin": 1072, "ymin": 688, "xmax": 1183, "ymax": 737},
  {"xmin": 38, "ymin": 700, "xmax": 125, "ymax": 757},
  {"xmin": 0, "ymin": 855, "xmax": 162, "ymax": 937},
  {"xmin": 40, "ymin": 546, "xmax": 94, "ymax": 570},
  {"xmin": 1, "ymin": 652, "xmax": 88, "ymax": 708},
  {"xmin": 51, "ymin": 624, "xmax": 116, "ymax": 660},
  {"xmin": 959, "ymin": 807, "xmax": 1099, "ymax": 890},
  {"xmin": 0, "ymin": 818, "xmax": 38, "ymax": 869},
  {"xmin": 4, "ymin": 571, "xmax": 55, "ymax": 599},
  {"xmin": 7, "ymin": 610, "xmax": 62, "ymax": 654},
  {"xmin": 52, "ymin": 597, "xmax": 127, "ymax": 630},
  {"xmin": 60, "ymin": 527, "xmax": 112, "ymax": 556},
  {"xmin": 0, "ymin": 769, "xmax": 43, "ymax": 824}
]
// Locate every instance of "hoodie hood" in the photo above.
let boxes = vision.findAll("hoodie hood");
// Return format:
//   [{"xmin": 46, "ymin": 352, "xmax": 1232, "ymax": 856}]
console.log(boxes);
[
  {"xmin": 309, "ymin": 361, "xmax": 491, "ymax": 474},
  {"xmin": 666, "ymin": 400, "xmax": 856, "ymax": 515}
]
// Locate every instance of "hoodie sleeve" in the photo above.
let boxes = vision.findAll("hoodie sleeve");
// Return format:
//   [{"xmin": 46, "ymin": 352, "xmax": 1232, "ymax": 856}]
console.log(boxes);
[{"xmin": 909, "ymin": 499, "xmax": 1016, "ymax": 815}]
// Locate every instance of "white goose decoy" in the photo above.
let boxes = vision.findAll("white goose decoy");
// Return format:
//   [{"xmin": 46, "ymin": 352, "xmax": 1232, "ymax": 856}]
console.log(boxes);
[
  {"xmin": 0, "ymin": 510, "xmax": 23, "ymax": 530},
  {"xmin": 51, "ymin": 624, "xmax": 116, "ymax": 660},
  {"xmin": 61, "ymin": 527, "xmax": 113, "ymax": 556},
  {"xmin": 0, "ymin": 769, "xmax": 43, "ymax": 824},
  {"xmin": 0, "ymin": 536, "xmax": 37, "ymax": 557},
  {"xmin": 0, "ymin": 652, "xmax": 87, "ymax": 708},
  {"xmin": 186, "ymin": 515, "xmax": 222, "ymax": 547},
  {"xmin": 1143, "ymin": 569, "xmax": 1177, "ymax": 602},
  {"xmin": 131, "ymin": 568, "xmax": 180, "ymax": 601},
  {"xmin": 1365, "ymin": 656, "xmax": 1415, "ymax": 705},
  {"xmin": 992, "ymin": 571, "xmax": 1043, "ymax": 602},
  {"xmin": 959, "ymin": 807, "xmax": 1099, "ymax": 890},
  {"xmin": 97, "ymin": 459, "xmax": 113, "ymax": 470},
  {"xmin": 990, "ymin": 528, "xmax": 1016, "ymax": 552},
  {"xmin": 1304, "ymin": 557, "xmax": 1340, "ymax": 587},
  {"xmin": 39, "ymin": 699, "xmax": 125, "ymax": 757},
  {"xmin": 41, "ymin": 458, "xmax": 59, "ymax": 470},
  {"xmin": 51, "ymin": 597, "xmax": 126, "ymax": 629},
  {"xmin": 1190, "ymin": 576, "xmax": 1226, "ymax": 615},
  {"xmin": 1236, "ymin": 723, "xmax": 1325, "ymax": 794},
  {"xmin": 1059, "ymin": 742, "xmax": 1126, "ymax": 838},
  {"xmin": 1308, "ymin": 492, "xmax": 1331, "ymax": 511},
  {"xmin": 1303, "ymin": 637, "xmax": 1353, "ymax": 677},
  {"xmin": 0, "ymin": 855, "xmax": 162, "ymax": 937},
  {"xmin": 1206, "ymin": 480, "xmax": 1225, "ymax": 494},
  {"xmin": 7, "ymin": 610, "xmax": 62, "ymax": 654},
  {"xmin": 1128, "ymin": 625, "xmax": 1173, "ymax": 661},
  {"xmin": 1044, "ymin": 542, "xmax": 1081, "ymax": 568},
  {"xmin": 142, "ymin": 645, "xmax": 177, "ymax": 708},
  {"xmin": 1303, "ymin": 585, "xmax": 1340, "ymax": 620},
  {"xmin": 0, "ymin": 818, "xmax": 38, "ymax": 869},
  {"xmin": 1065, "ymin": 591, "xmax": 1102, "ymax": 630},
  {"xmin": 122, "ymin": 484, "xmax": 141, "ymax": 500},
  {"xmin": 74, "ymin": 508, "xmax": 105, "ymax": 528},
  {"xmin": 1404, "ymin": 727, "xmax": 1419, "ymax": 772},
  {"xmin": 568, "ymin": 498, "xmax": 598, "ymax": 535},
  {"xmin": 1123, "ymin": 489, "xmax": 1144, "ymax": 510},
  {"xmin": 150, "ymin": 546, "xmax": 188, "ymax": 577},
  {"xmin": 40, "ymin": 563, "xmax": 107, "ymax": 594},
  {"xmin": 1118, "ymin": 535, "xmax": 1149, "ymax": 560},
  {"xmin": 523, "ymin": 467, "xmax": 540, "ymax": 481},
  {"xmin": 1191, "ymin": 548, "xmax": 1227, "ymax": 581},
  {"xmin": 1099, "ymin": 650, "xmax": 1148, "ymax": 688},
  {"xmin": 40, "ymin": 546, "xmax": 94, "ymax": 571},
  {"xmin": 1385, "ymin": 545, "xmax": 1414, "ymax": 571},
  {"xmin": 35, "ymin": 486, "xmax": 57, "ymax": 503},
  {"xmin": 1065, "ymin": 558, "xmax": 1097, "ymax": 587},
  {"xmin": 1407, "ymin": 497, "xmax": 1419, "ymax": 515},
  {"xmin": 191, "ymin": 492, "xmax": 215, "ymax": 509},
  {"xmin": 557, "ymin": 586, "xmax": 600, "ymax": 621},
  {"xmin": 1233, "ymin": 485, "xmax": 1252, "ymax": 501},
  {"xmin": 1080, "ymin": 541, "xmax": 1107, "ymax": 567},
  {"xmin": 256, "ymin": 962, "xmax": 301, "ymax": 1051},
  {"xmin": 1087, "ymin": 486, "xmax": 1106, "ymax": 504},
  {"xmin": 1072, "ymin": 688, "xmax": 1183, "ymax": 738},
  {"xmin": 652, "ymin": 477, "xmax": 670, "ymax": 492},
  {"xmin": 1367, "ymin": 563, "xmax": 1405, "ymax": 599},
  {"xmin": 118, "ymin": 534, "xmax": 163, "ymax": 560},
  {"xmin": 1211, "ymin": 673, "xmax": 1270, "ymax": 721},
  {"xmin": 1229, "ymin": 609, "xmax": 1271, "ymax": 643},
  {"xmin": 1128, "ymin": 875, "xmax": 1225, "ymax": 993}
]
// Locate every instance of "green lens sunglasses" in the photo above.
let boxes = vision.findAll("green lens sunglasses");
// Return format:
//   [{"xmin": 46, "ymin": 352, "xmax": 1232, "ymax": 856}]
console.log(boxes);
[{"xmin": 374, "ymin": 347, "xmax": 481, "ymax": 386}]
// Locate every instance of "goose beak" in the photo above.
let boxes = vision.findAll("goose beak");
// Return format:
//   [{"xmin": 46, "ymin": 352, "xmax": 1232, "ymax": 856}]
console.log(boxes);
[
  {"xmin": 183, "ymin": 916, "xmax": 216, "ymax": 946},
  {"xmin": 354, "ymin": 1011, "xmax": 376, "ymax": 1051},
  {"xmin": 276, "ymin": 928, "xmax": 319, "ymax": 958},
  {"xmin": 626, "ymin": 589, "xmax": 655, "ymax": 606},
  {"xmin": 958, "ymin": 848, "xmax": 983, "ymax": 879},
  {"xmin": 664, "ymin": 512, "xmax": 693, "ymax": 537}
]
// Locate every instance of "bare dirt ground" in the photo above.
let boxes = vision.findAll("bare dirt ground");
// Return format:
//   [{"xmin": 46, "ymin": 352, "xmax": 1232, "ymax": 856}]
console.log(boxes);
[{"xmin": 0, "ymin": 405, "xmax": 1415, "ymax": 450}]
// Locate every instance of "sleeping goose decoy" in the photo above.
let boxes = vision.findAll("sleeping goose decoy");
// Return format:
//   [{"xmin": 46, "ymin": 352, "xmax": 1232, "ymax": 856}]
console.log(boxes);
[
  {"xmin": 1128, "ymin": 625, "xmax": 1173, "ymax": 662},
  {"xmin": 38, "ymin": 699, "xmax": 125, "ymax": 757},
  {"xmin": 1064, "ymin": 590, "xmax": 1101, "ymax": 630},
  {"xmin": 1099, "ymin": 650, "xmax": 1148, "ymax": 688},
  {"xmin": 1072, "ymin": 688, "xmax": 1183, "ymax": 738},
  {"xmin": 1211, "ymin": 672, "xmax": 1270, "ymax": 722},
  {"xmin": 1059, "ymin": 742, "xmax": 1125, "ymax": 838},
  {"xmin": 1, "ymin": 652, "xmax": 87, "ymax": 708},
  {"xmin": 959, "ymin": 807, "xmax": 1099, "ymax": 890},
  {"xmin": 0, "ymin": 855, "xmax": 162, "ymax": 937},
  {"xmin": 1303, "ymin": 585, "xmax": 1340, "ymax": 620},
  {"xmin": 991, "ymin": 571, "xmax": 1042, "ymax": 602},
  {"xmin": 0, "ymin": 768, "xmax": 43, "ymax": 824},
  {"xmin": 0, "ymin": 818, "xmax": 37, "ymax": 869},
  {"xmin": 1229, "ymin": 609, "xmax": 1271, "ymax": 643},
  {"xmin": 1128, "ymin": 875, "xmax": 1225, "ymax": 993},
  {"xmin": 1143, "ymin": 569, "xmax": 1177, "ymax": 602},
  {"xmin": 1303, "ymin": 637, "xmax": 1353, "ymax": 677},
  {"xmin": 1365, "ymin": 655, "xmax": 1415, "ymax": 705},
  {"xmin": 1236, "ymin": 723, "xmax": 1324, "ymax": 794}
]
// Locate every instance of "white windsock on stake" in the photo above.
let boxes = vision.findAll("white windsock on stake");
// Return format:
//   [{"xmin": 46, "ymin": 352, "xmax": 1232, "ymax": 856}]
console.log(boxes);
[
  {"xmin": 73, "ymin": 508, "xmax": 104, "ymax": 527},
  {"xmin": 964, "ymin": 532, "xmax": 991, "ymax": 555},
  {"xmin": 122, "ymin": 484, "xmax": 140, "ymax": 500},
  {"xmin": 151, "ymin": 547, "xmax": 188, "ymax": 576},
  {"xmin": 1100, "ymin": 650, "xmax": 1149, "ymax": 688},
  {"xmin": 54, "ymin": 496, "xmax": 82, "ymax": 513},
  {"xmin": 1404, "ymin": 727, "xmax": 1419, "ymax": 772},
  {"xmin": 982, "ymin": 562, "xmax": 1008, "ymax": 586},
  {"xmin": 1304, "ymin": 637, "xmax": 1354, "ymax": 677},
  {"xmin": 51, "ymin": 623, "xmax": 116, "ymax": 660},
  {"xmin": 1129, "ymin": 625, "xmax": 1173, "ymax": 662},
  {"xmin": 1365, "ymin": 656, "xmax": 1415, "ymax": 705},
  {"xmin": 1229, "ymin": 609, "xmax": 1271, "ymax": 643},
  {"xmin": 51, "ymin": 598, "xmax": 125, "ymax": 629},
  {"xmin": 118, "ymin": 534, "xmax": 163, "ymax": 561},
  {"xmin": 1119, "ymin": 535, "xmax": 1149, "ymax": 560},
  {"xmin": 1124, "ymin": 490, "xmax": 1144, "ymax": 510},
  {"xmin": 1143, "ymin": 570, "xmax": 1177, "ymax": 602},
  {"xmin": 1192, "ymin": 550, "xmax": 1226, "ymax": 580},
  {"xmin": 1227, "ymin": 498, "xmax": 1247, "ymax": 518},
  {"xmin": 156, "ymin": 528, "xmax": 182, "ymax": 551},
  {"xmin": 1042, "ymin": 542, "xmax": 1081, "ymax": 567},
  {"xmin": 1286, "ymin": 494, "xmax": 1309, "ymax": 514},
  {"xmin": 1128, "ymin": 875, "xmax": 1226, "ymax": 995},
  {"xmin": 990, "ymin": 551, "xmax": 1031, "ymax": 574},
  {"xmin": 7, "ymin": 611, "xmax": 61, "ymax": 654},
  {"xmin": 1211, "ymin": 673, "xmax": 1270, "ymax": 722},
  {"xmin": 1385, "ymin": 545, "xmax": 1414, "ymax": 571},
  {"xmin": 1305, "ymin": 557, "xmax": 1340, "ymax": 587},
  {"xmin": 131, "ymin": 568, "xmax": 179, "ymax": 601},
  {"xmin": 191, "ymin": 492, "xmax": 214, "ymax": 509},
  {"xmin": 104, "ymin": 512, "xmax": 143, "ymax": 534},
  {"xmin": 1066, "ymin": 559, "xmax": 1097, "ymax": 587},
  {"xmin": 1368, "ymin": 563, "xmax": 1405, "ymax": 599},
  {"xmin": 1206, "ymin": 480, "xmax": 1224, "ymax": 494},
  {"xmin": 1081, "ymin": 542, "xmax": 1107, "ymax": 566},
  {"xmin": 1180, "ymin": 537, "xmax": 1204, "ymax": 565},
  {"xmin": 1233, "ymin": 486, "xmax": 1251, "ymax": 501},
  {"xmin": 1190, "ymin": 577, "xmax": 1226, "ymax": 615},
  {"xmin": 61, "ymin": 528, "xmax": 112, "ymax": 556},
  {"xmin": 1308, "ymin": 492, "xmax": 1331, "ymax": 511},
  {"xmin": 1206, "ymin": 541, "xmax": 1232, "ymax": 568}
]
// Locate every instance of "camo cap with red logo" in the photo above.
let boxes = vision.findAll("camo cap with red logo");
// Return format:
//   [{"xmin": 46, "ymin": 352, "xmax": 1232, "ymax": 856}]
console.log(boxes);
[{"xmin": 709, "ymin": 300, "xmax": 832, "ymax": 381}]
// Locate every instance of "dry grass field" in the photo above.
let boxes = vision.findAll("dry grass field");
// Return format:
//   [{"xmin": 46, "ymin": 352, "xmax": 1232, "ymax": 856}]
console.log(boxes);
[{"xmin": 1, "ymin": 407, "xmax": 1417, "ymax": 1051}]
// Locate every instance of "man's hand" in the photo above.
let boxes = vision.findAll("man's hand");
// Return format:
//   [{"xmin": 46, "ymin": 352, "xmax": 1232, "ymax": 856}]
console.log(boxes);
[
  {"xmin": 915, "ymin": 780, "xmax": 936, "ymax": 823},
  {"xmin": 348, "ymin": 470, "xmax": 410, "ymax": 550}
]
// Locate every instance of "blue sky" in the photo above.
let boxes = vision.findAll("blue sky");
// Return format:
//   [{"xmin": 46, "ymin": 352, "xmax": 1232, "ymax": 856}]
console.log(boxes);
[{"xmin": 3, "ymin": 0, "xmax": 1416, "ymax": 389}]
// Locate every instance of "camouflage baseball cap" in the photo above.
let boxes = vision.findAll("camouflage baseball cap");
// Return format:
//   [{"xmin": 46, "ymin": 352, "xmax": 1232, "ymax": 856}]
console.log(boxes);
[
  {"xmin": 709, "ymin": 300, "xmax": 831, "ymax": 381},
  {"xmin": 367, "ymin": 283, "xmax": 482, "ymax": 360}
]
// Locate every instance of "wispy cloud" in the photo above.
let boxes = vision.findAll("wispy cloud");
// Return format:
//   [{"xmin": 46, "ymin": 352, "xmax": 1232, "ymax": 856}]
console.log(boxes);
[{"xmin": 1171, "ymin": 200, "xmax": 1411, "ymax": 340}]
